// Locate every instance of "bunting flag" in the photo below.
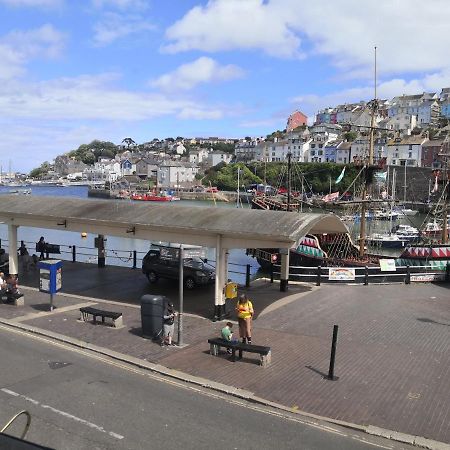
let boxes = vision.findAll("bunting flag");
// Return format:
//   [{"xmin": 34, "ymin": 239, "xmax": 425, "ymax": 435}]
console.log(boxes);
[
  {"xmin": 432, "ymin": 175, "xmax": 439, "ymax": 193},
  {"xmin": 335, "ymin": 166, "xmax": 346, "ymax": 184},
  {"xmin": 322, "ymin": 191, "xmax": 339, "ymax": 203}
]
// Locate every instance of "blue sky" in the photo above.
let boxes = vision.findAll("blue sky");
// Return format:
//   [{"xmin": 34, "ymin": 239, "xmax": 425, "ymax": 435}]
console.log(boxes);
[{"xmin": 1, "ymin": 0, "xmax": 450, "ymax": 172}]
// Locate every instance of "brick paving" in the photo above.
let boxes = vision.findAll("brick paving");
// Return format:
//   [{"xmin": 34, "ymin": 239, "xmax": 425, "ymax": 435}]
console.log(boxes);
[{"xmin": 2, "ymin": 264, "xmax": 449, "ymax": 444}]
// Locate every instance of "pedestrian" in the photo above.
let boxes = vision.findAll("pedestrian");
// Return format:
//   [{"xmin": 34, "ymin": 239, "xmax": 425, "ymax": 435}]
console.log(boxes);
[
  {"xmin": 36, "ymin": 236, "xmax": 49, "ymax": 260},
  {"xmin": 235, "ymin": 294, "xmax": 254, "ymax": 344},
  {"xmin": 161, "ymin": 301, "xmax": 177, "ymax": 346},
  {"xmin": 18, "ymin": 241, "xmax": 29, "ymax": 256},
  {"xmin": 0, "ymin": 272, "xmax": 6, "ymax": 293},
  {"xmin": 221, "ymin": 321, "xmax": 238, "ymax": 354}
]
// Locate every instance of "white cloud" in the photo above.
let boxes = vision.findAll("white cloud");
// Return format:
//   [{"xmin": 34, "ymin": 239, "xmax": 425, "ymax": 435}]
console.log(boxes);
[
  {"xmin": 151, "ymin": 57, "xmax": 244, "ymax": 91},
  {"xmin": 163, "ymin": 0, "xmax": 302, "ymax": 58},
  {"xmin": 0, "ymin": 72, "xmax": 233, "ymax": 121},
  {"xmin": 163, "ymin": 0, "xmax": 450, "ymax": 78},
  {"xmin": 0, "ymin": 0, "xmax": 62, "ymax": 7},
  {"xmin": 0, "ymin": 25, "xmax": 65, "ymax": 80},
  {"xmin": 92, "ymin": 12, "xmax": 154, "ymax": 46}
]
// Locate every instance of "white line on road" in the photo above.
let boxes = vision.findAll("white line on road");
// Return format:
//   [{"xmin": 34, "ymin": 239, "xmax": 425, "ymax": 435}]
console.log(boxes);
[
  {"xmin": 351, "ymin": 436, "xmax": 393, "ymax": 449},
  {"xmin": 0, "ymin": 388, "xmax": 124, "ymax": 440}
]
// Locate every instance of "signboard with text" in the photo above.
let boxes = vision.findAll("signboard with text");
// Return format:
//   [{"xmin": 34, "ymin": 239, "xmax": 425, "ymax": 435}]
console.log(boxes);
[
  {"xmin": 379, "ymin": 259, "xmax": 397, "ymax": 272},
  {"xmin": 328, "ymin": 267, "xmax": 355, "ymax": 281}
]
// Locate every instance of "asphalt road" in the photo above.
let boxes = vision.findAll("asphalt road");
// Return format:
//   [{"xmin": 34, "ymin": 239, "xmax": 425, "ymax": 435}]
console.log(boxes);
[{"xmin": 0, "ymin": 325, "xmax": 413, "ymax": 450}]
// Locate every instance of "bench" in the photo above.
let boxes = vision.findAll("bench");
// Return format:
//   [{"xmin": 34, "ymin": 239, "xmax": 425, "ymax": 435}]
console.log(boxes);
[
  {"xmin": 207, "ymin": 338, "xmax": 272, "ymax": 367},
  {"xmin": 79, "ymin": 306, "xmax": 123, "ymax": 328}
]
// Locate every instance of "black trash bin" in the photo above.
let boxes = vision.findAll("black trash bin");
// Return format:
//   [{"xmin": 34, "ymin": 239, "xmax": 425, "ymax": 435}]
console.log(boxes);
[{"xmin": 141, "ymin": 294, "xmax": 166, "ymax": 340}]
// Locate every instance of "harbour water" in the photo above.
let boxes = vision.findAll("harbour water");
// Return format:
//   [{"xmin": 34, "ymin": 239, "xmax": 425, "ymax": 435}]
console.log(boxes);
[
  {"xmin": 0, "ymin": 185, "xmax": 434, "ymax": 280},
  {"xmin": 0, "ymin": 185, "xmax": 259, "ymax": 284}
]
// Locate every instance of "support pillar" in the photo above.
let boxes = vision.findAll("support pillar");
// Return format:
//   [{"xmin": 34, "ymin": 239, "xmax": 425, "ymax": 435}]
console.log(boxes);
[
  {"xmin": 280, "ymin": 249, "xmax": 290, "ymax": 292},
  {"xmin": 214, "ymin": 235, "xmax": 225, "ymax": 321},
  {"xmin": 8, "ymin": 224, "xmax": 18, "ymax": 276}
]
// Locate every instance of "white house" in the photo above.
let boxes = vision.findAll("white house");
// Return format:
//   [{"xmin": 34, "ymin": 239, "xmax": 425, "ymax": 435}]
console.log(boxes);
[
  {"xmin": 188, "ymin": 148, "xmax": 209, "ymax": 164},
  {"xmin": 385, "ymin": 136, "xmax": 428, "ymax": 167},
  {"xmin": 157, "ymin": 161, "xmax": 199, "ymax": 188},
  {"xmin": 207, "ymin": 151, "xmax": 233, "ymax": 167}
]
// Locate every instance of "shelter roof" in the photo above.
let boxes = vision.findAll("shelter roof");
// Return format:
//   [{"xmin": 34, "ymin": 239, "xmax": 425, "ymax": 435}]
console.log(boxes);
[{"xmin": 0, "ymin": 195, "xmax": 348, "ymax": 249}]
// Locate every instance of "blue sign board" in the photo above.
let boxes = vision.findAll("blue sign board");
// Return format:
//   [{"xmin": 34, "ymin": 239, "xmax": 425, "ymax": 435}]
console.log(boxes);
[{"xmin": 38, "ymin": 259, "xmax": 62, "ymax": 294}]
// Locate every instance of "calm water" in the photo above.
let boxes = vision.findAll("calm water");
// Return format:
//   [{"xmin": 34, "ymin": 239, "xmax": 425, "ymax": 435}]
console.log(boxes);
[
  {"xmin": 0, "ymin": 186, "xmax": 433, "ymax": 277},
  {"xmin": 0, "ymin": 185, "xmax": 258, "ymax": 283}
]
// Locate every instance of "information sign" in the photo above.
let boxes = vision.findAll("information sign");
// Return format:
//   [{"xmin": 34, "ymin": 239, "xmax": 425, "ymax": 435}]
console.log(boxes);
[
  {"xmin": 379, "ymin": 259, "xmax": 396, "ymax": 272},
  {"xmin": 328, "ymin": 267, "xmax": 355, "ymax": 281}
]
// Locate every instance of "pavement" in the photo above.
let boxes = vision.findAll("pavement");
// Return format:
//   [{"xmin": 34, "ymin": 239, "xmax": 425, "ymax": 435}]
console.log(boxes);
[{"xmin": 1, "ymin": 260, "xmax": 449, "ymax": 449}]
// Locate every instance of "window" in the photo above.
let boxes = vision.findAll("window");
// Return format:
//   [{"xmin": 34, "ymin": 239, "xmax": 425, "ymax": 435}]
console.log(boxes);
[
  {"xmin": 311, "ymin": 144, "xmax": 316, "ymax": 148},
  {"xmin": 319, "ymin": 144, "xmax": 323, "ymax": 148},
  {"xmin": 311, "ymin": 150, "xmax": 316, "ymax": 156},
  {"xmin": 318, "ymin": 150, "xmax": 323, "ymax": 156},
  {"xmin": 392, "ymin": 159, "xmax": 396, "ymax": 165},
  {"xmin": 408, "ymin": 152, "xmax": 412, "ymax": 158}
]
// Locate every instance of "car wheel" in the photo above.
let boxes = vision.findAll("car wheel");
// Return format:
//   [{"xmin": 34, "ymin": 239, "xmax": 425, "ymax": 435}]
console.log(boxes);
[
  {"xmin": 184, "ymin": 276, "xmax": 196, "ymax": 290},
  {"xmin": 146, "ymin": 271, "xmax": 158, "ymax": 284}
]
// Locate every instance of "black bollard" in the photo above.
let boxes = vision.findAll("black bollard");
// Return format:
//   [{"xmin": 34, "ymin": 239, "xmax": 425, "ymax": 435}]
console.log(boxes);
[
  {"xmin": 71, "ymin": 245, "xmax": 76, "ymax": 263},
  {"xmin": 245, "ymin": 264, "xmax": 251, "ymax": 287},
  {"xmin": 325, "ymin": 325, "xmax": 339, "ymax": 381},
  {"xmin": 316, "ymin": 266, "xmax": 321, "ymax": 286},
  {"xmin": 133, "ymin": 250, "xmax": 137, "ymax": 269},
  {"xmin": 405, "ymin": 265, "xmax": 410, "ymax": 284},
  {"xmin": 270, "ymin": 263, "xmax": 274, "ymax": 283},
  {"xmin": 364, "ymin": 266, "xmax": 369, "ymax": 286}
]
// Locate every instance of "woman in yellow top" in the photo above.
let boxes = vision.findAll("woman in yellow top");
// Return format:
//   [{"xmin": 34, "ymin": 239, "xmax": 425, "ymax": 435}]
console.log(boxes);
[{"xmin": 236, "ymin": 294, "xmax": 254, "ymax": 344}]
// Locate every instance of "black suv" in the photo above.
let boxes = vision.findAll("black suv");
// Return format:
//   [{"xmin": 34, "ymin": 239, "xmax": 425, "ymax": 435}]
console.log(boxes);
[{"xmin": 142, "ymin": 247, "xmax": 215, "ymax": 289}]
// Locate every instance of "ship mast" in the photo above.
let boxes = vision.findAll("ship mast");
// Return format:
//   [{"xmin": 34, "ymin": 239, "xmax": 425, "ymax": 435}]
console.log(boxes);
[
  {"xmin": 359, "ymin": 46, "xmax": 378, "ymax": 256},
  {"xmin": 287, "ymin": 152, "xmax": 292, "ymax": 211}
]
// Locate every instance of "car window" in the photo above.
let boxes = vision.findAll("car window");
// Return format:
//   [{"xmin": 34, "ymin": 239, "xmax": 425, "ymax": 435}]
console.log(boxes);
[{"xmin": 184, "ymin": 258, "xmax": 204, "ymax": 270}]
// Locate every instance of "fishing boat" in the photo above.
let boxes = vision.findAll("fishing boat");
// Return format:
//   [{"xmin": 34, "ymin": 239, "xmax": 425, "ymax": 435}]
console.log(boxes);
[{"xmin": 130, "ymin": 191, "xmax": 180, "ymax": 202}]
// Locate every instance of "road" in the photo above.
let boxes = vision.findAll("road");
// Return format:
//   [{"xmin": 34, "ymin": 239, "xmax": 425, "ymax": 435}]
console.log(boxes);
[{"xmin": 0, "ymin": 325, "xmax": 413, "ymax": 450}]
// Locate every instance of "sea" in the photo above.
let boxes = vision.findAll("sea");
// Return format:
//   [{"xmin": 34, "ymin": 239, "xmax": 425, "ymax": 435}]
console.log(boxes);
[
  {"xmin": 0, "ymin": 185, "xmax": 260, "ymax": 284},
  {"xmin": 0, "ymin": 185, "xmax": 433, "ymax": 281}
]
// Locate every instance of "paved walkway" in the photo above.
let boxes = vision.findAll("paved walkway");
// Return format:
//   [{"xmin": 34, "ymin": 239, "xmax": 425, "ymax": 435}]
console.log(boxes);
[{"xmin": 1, "ymin": 262, "xmax": 449, "ymax": 447}]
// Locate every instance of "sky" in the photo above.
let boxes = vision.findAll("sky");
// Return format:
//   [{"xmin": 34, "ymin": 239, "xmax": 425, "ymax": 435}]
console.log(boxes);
[{"xmin": 1, "ymin": 0, "xmax": 450, "ymax": 172}]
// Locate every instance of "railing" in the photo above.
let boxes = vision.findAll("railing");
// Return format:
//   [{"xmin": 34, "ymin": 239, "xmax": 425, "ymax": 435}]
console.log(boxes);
[
  {"xmin": 268, "ymin": 263, "xmax": 449, "ymax": 285},
  {"xmin": 0, "ymin": 239, "xmax": 256, "ymax": 286}
]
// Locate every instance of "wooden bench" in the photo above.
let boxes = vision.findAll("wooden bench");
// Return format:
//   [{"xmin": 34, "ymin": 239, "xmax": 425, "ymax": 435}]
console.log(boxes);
[
  {"xmin": 79, "ymin": 306, "xmax": 123, "ymax": 328},
  {"xmin": 208, "ymin": 338, "xmax": 271, "ymax": 367}
]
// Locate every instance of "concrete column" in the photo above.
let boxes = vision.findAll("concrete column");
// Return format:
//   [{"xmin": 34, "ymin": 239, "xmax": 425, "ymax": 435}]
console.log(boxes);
[
  {"xmin": 214, "ymin": 235, "xmax": 224, "ymax": 320},
  {"xmin": 8, "ymin": 224, "xmax": 18, "ymax": 276},
  {"xmin": 219, "ymin": 247, "xmax": 227, "ymax": 308},
  {"xmin": 280, "ymin": 249, "xmax": 290, "ymax": 292},
  {"xmin": 224, "ymin": 250, "xmax": 229, "ymax": 284}
]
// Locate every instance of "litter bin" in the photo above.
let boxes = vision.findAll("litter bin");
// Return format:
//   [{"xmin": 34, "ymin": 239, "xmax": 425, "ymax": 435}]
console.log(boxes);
[{"xmin": 141, "ymin": 294, "xmax": 166, "ymax": 340}]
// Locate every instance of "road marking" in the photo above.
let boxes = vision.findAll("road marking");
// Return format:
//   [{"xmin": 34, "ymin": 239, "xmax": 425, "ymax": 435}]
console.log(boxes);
[
  {"xmin": 0, "ymin": 388, "xmax": 124, "ymax": 440},
  {"xmin": 0, "ymin": 323, "xmax": 394, "ymax": 447},
  {"xmin": 351, "ymin": 436, "xmax": 393, "ymax": 449}
]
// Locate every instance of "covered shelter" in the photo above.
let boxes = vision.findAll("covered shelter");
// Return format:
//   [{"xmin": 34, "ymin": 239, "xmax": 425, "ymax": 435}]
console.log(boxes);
[{"xmin": 0, "ymin": 195, "xmax": 348, "ymax": 315}]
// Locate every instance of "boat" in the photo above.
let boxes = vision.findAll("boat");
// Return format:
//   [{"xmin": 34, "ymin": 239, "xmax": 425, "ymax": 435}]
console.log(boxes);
[
  {"xmin": 365, "ymin": 232, "xmax": 410, "ymax": 249},
  {"xmin": 130, "ymin": 191, "xmax": 180, "ymax": 202}
]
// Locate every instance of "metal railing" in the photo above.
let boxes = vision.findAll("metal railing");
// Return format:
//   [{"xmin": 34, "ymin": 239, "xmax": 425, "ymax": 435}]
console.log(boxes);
[
  {"xmin": 267, "ymin": 263, "xmax": 449, "ymax": 285},
  {"xmin": 0, "ymin": 239, "xmax": 256, "ymax": 286}
]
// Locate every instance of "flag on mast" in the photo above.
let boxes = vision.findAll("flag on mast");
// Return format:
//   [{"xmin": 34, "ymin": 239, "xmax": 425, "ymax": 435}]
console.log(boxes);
[{"xmin": 335, "ymin": 166, "xmax": 346, "ymax": 184}]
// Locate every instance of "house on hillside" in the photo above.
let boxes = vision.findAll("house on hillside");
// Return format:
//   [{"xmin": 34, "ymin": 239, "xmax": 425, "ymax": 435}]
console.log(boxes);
[
  {"xmin": 157, "ymin": 161, "xmax": 199, "ymax": 188},
  {"xmin": 385, "ymin": 135, "xmax": 428, "ymax": 167},
  {"xmin": 207, "ymin": 151, "xmax": 233, "ymax": 167},
  {"xmin": 287, "ymin": 110, "xmax": 308, "ymax": 131}
]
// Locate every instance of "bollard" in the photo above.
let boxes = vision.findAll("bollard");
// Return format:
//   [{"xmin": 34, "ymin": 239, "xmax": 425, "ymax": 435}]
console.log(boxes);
[
  {"xmin": 270, "ymin": 263, "xmax": 274, "ymax": 283},
  {"xmin": 72, "ymin": 245, "xmax": 76, "ymax": 263},
  {"xmin": 133, "ymin": 250, "xmax": 137, "ymax": 269},
  {"xmin": 325, "ymin": 325, "xmax": 339, "ymax": 381},
  {"xmin": 446, "ymin": 262, "xmax": 450, "ymax": 282},
  {"xmin": 405, "ymin": 265, "xmax": 410, "ymax": 284},
  {"xmin": 316, "ymin": 266, "xmax": 321, "ymax": 286},
  {"xmin": 364, "ymin": 265, "xmax": 369, "ymax": 286},
  {"xmin": 0, "ymin": 238, "xmax": 2, "ymax": 248},
  {"xmin": 245, "ymin": 264, "xmax": 251, "ymax": 287}
]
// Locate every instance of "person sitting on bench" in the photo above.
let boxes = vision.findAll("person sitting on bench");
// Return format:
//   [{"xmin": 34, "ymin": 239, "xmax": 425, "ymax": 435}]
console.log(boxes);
[
  {"xmin": 4, "ymin": 274, "xmax": 22, "ymax": 301},
  {"xmin": 0, "ymin": 272, "xmax": 6, "ymax": 294},
  {"xmin": 221, "ymin": 322, "xmax": 238, "ymax": 354}
]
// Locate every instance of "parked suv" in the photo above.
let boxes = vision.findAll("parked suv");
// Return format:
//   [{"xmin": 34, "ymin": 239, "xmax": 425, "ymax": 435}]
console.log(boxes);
[{"xmin": 142, "ymin": 247, "xmax": 215, "ymax": 289}]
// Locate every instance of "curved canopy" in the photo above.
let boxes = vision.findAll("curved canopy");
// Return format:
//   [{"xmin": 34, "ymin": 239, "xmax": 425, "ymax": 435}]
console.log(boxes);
[{"xmin": 0, "ymin": 195, "xmax": 348, "ymax": 249}]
